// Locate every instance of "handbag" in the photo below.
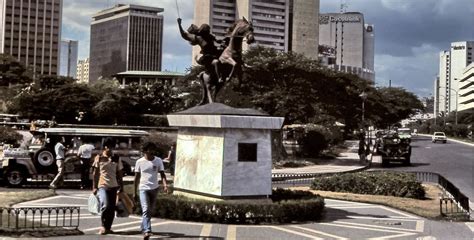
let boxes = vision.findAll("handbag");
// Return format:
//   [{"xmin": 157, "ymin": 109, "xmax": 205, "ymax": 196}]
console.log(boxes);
[
  {"xmin": 88, "ymin": 194, "xmax": 100, "ymax": 215},
  {"xmin": 115, "ymin": 192, "xmax": 134, "ymax": 218},
  {"xmin": 115, "ymin": 199, "xmax": 129, "ymax": 218}
]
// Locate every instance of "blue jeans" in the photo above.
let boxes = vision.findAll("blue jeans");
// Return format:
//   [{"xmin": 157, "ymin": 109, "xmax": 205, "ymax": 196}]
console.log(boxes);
[
  {"xmin": 98, "ymin": 187, "xmax": 118, "ymax": 230},
  {"xmin": 139, "ymin": 188, "xmax": 159, "ymax": 233}
]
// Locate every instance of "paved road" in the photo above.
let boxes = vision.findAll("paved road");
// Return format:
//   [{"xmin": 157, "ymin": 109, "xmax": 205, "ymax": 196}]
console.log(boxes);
[
  {"xmin": 9, "ymin": 189, "xmax": 474, "ymax": 239},
  {"xmin": 371, "ymin": 136, "xmax": 474, "ymax": 202}
]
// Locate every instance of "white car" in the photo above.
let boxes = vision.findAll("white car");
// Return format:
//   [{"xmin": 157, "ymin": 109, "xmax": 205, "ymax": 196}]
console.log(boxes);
[{"xmin": 432, "ymin": 132, "xmax": 447, "ymax": 143}]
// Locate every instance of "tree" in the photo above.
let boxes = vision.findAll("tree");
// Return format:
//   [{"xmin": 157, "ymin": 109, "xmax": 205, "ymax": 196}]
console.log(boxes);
[
  {"xmin": 8, "ymin": 79, "xmax": 99, "ymax": 123},
  {"xmin": 92, "ymin": 82, "xmax": 181, "ymax": 125},
  {"xmin": 371, "ymin": 87, "xmax": 424, "ymax": 128},
  {"xmin": 0, "ymin": 54, "xmax": 33, "ymax": 87}
]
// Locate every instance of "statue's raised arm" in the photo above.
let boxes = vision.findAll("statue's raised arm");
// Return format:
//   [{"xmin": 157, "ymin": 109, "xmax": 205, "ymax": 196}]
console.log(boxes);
[{"xmin": 177, "ymin": 18, "xmax": 198, "ymax": 45}]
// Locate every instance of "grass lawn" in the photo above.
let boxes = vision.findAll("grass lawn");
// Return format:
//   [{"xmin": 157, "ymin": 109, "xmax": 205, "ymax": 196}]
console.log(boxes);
[
  {"xmin": 0, "ymin": 189, "xmax": 55, "ymax": 207},
  {"xmin": 291, "ymin": 183, "xmax": 443, "ymax": 219}
]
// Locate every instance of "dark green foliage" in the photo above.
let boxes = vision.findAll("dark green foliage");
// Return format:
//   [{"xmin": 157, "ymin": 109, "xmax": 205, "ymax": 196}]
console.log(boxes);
[
  {"xmin": 9, "ymin": 84, "xmax": 100, "ymax": 123},
  {"xmin": 300, "ymin": 125, "xmax": 330, "ymax": 157},
  {"xmin": 0, "ymin": 127, "xmax": 23, "ymax": 146},
  {"xmin": 0, "ymin": 54, "xmax": 33, "ymax": 87},
  {"xmin": 311, "ymin": 171, "xmax": 426, "ymax": 199},
  {"xmin": 270, "ymin": 188, "xmax": 316, "ymax": 201},
  {"xmin": 142, "ymin": 131, "xmax": 176, "ymax": 158},
  {"xmin": 152, "ymin": 190, "xmax": 324, "ymax": 224}
]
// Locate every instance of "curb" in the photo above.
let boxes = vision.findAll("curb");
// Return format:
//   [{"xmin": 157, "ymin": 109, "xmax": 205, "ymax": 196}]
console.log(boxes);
[{"xmin": 272, "ymin": 163, "xmax": 369, "ymax": 180}]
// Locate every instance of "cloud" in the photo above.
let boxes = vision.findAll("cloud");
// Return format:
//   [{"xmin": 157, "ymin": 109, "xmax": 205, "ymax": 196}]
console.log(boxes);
[{"xmin": 375, "ymin": 43, "xmax": 439, "ymax": 96}]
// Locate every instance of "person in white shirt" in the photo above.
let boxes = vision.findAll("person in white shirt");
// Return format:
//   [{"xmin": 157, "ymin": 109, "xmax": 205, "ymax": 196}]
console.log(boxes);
[
  {"xmin": 49, "ymin": 137, "xmax": 66, "ymax": 189},
  {"xmin": 77, "ymin": 138, "xmax": 95, "ymax": 189},
  {"xmin": 133, "ymin": 142, "xmax": 168, "ymax": 239}
]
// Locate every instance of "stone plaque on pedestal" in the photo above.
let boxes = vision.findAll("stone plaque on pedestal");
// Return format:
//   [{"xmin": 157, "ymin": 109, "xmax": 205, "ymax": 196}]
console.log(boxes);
[{"xmin": 167, "ymin": 103, "xmax": 284, "ymax": 200}]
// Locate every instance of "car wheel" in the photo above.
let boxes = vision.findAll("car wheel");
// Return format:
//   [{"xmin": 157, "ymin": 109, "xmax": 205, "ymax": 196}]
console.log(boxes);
[
  {"xmin": 4, "ymin": 167, "xmax": 27, "ymax": 187},
  {"xmin": 443, "ymin": 140, "xmax": 447, "ymax": 144},
  {"xmin": 34, "ymin": 148, "xmax": 55, "ymax": 171}
]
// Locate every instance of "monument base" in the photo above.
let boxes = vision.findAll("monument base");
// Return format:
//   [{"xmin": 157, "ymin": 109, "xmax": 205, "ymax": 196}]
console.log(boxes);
[{"xmin": 167, "ymin": 103, "xmax": 284, "ymax": 199}]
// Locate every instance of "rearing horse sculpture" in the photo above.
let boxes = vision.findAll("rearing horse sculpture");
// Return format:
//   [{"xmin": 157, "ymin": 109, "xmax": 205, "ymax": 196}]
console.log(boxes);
[{"xmin": 197, "ymin": 17, "xmax": 254, "ymax": 105}]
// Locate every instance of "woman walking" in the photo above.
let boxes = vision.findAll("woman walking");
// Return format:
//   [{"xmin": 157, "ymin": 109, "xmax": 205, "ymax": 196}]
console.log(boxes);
[{"xmin": 92, "ymin": 143, "xmax": 123, "ymax": 235}]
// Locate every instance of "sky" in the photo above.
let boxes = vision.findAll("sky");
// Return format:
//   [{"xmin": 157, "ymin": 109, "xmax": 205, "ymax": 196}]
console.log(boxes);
[{"xmin": 62, "ymin": 0, "xmax": 474, "ymax": 98}]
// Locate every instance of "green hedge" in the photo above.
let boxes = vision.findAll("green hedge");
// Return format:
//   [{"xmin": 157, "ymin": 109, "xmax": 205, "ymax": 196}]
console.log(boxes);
[
  {"xmin": 311, "ymin": 171, "xmax": 425, "ymax": 199},
  {"xmin": 151, "ymin": 189, "xmax": 324, "ymax": 224}
]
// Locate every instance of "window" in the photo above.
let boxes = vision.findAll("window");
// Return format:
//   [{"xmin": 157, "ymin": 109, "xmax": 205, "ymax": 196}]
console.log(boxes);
[{"xmin": 238, "ymin": 143, "xmax": 257, "ymax": 162}]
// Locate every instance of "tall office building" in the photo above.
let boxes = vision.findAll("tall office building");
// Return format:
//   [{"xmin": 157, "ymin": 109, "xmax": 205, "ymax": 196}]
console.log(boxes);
[
  {"xmin": 59, "ymin": 39, "xmax": 78, "ymax": 78},
  {"xmin": 76, "ymin": 58, "xmax": 89, "ymax": 84},
  {"xmin": 0, "ymin": 0, "xmax": 62, "ymax": 76},
  {"xmin": 459, "ymin": 63, "xmax": 474, "ymax": 112},
  {"xmin": 319, "ymin": 12, "xmax": 375, "ymax": 81},
  {"xmin": 89, "ymin": 4, "xmax": 163, "ymax": 83},
  {"xmin": 435, "ymin": 41, "xmax": 473, "ymax": 115},
  {"xmin": 192, "ymin": 0, "xmax": 319, "ymax": 65}
]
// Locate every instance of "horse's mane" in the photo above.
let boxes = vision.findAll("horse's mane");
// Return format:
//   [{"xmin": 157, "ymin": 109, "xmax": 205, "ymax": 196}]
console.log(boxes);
[{"xmin": 225, "ymin": 19, "xmax": 249, "ymax": 36}]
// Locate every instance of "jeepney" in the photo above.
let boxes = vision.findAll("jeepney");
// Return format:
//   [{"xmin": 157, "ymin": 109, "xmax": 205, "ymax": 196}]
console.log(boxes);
[{"xmin": 0, "ymin": 128, "xmax": 149, "ymax": 187}]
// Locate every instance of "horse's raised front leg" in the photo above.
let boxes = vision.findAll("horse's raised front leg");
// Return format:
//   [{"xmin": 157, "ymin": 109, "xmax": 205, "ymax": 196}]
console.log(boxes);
[{"xmin": 198, "ymin": 72, "xmax": 207, "ymax": 105}]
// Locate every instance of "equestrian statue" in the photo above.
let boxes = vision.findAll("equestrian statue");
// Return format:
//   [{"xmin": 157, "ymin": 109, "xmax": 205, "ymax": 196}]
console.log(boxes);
[{"xmin": 178, "ymin": 17, "xmax": 255, "ymax": 105}]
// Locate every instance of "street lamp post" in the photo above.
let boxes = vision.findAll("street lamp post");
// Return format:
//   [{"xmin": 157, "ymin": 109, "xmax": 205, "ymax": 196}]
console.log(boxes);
[{"xmin": 439, "ymin": 87, "xmax": 458, "ymax": 125}]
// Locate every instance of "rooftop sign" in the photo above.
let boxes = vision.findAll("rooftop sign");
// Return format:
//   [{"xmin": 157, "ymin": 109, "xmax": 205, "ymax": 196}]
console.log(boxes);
[{"xmin": 319, "ymin": 15, "xmax": 362, "ymax": 24}]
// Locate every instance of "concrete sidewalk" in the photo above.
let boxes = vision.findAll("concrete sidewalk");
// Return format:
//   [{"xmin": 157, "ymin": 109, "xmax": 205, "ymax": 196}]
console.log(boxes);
[{"xmin": 273, "ymin": 140, "xmax": 367, "ymax": 175}]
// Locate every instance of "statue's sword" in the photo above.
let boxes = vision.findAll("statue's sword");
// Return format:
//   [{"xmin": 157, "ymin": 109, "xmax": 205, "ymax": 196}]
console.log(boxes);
[{"xmin": 175, "ymin": 0, "xmax": 181, "ymax": 19}]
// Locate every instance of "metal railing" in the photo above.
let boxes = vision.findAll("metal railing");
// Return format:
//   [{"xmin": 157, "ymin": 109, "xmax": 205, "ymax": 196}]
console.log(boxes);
[
  {"xmin": 413, "ymin": 171, "xmax": 470, "ymax": 218},
  {"xmin": 0, "ymin": 207, "xmax": 80, "ymax": 230}
]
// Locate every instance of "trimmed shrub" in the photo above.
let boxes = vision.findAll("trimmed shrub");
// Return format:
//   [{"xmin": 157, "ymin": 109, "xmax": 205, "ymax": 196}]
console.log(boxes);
[
  {"xmin": 152, "ymin": 189, "xmax": 324, "ymax": 224},
  {"xmin": 300, "ymin": 124, "xmax": 330, "ymax": 157},
  {"xmin": 311, "ymin": 171, "xmax": 425, "ymax": 199},
  {"xmin": 142, "ymin": 131, "xmax": 177, "ymax": 158},
  {"xmin": 0, "ymin": 126, "xmax": 22, "ymax": 146}
]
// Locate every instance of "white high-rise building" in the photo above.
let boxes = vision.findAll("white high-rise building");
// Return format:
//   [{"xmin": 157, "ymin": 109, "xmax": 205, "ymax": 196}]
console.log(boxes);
[
  {"xmin": 76, "ymin": 58, "xmax": 89, "ymax": 84},
  {"xmin": 59, "ymin": 40, "xmax": 78, "ymax": 78},
  {"xmin": 319, "ymin": 12, "xmax": 375, "ymax": 81},
  {"xmin": 458, "ymin": 63, "xmax": 474, "ymax": 112},
  {"xmin": 435, "ymin": 41, "xmax": 473, "ymax": 116}
]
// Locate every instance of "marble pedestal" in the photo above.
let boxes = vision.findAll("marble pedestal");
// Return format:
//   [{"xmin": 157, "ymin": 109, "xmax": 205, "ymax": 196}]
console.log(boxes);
[{"xmin": 167, "ymin": 103, "xmax": 284, "ymax": 200}]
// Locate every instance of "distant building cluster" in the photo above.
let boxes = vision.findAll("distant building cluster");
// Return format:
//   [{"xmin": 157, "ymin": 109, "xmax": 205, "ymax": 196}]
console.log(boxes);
[
  {"xmin": 434, "ymin": 41, "xmax": 473, "ymax": 116},
  {"xmin": 0, "ymin": 0, "xmax": 376, "ymax": 84}
]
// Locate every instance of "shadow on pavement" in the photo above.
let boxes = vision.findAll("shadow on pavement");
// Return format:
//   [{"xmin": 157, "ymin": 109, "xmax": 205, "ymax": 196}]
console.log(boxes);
[
  {"xmin": 112, "ymin": 230, "xmax": 224, "ymax": 239},
  {"xmin": 322, "ymin": 208, "xmax": 392, "ymax": 222}
]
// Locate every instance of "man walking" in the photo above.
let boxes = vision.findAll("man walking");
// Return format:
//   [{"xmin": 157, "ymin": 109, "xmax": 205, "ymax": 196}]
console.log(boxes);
[
  {"xmin": 133, "ymin": 142, "xmax": 168, "ymax": 239},
  {"xmin": 50, "ymin": 137, "xmax": 66, "ymax": 189},
  {"xmin": 77, "ymin": 138, "xmax": 95, "ymax": 189}
]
